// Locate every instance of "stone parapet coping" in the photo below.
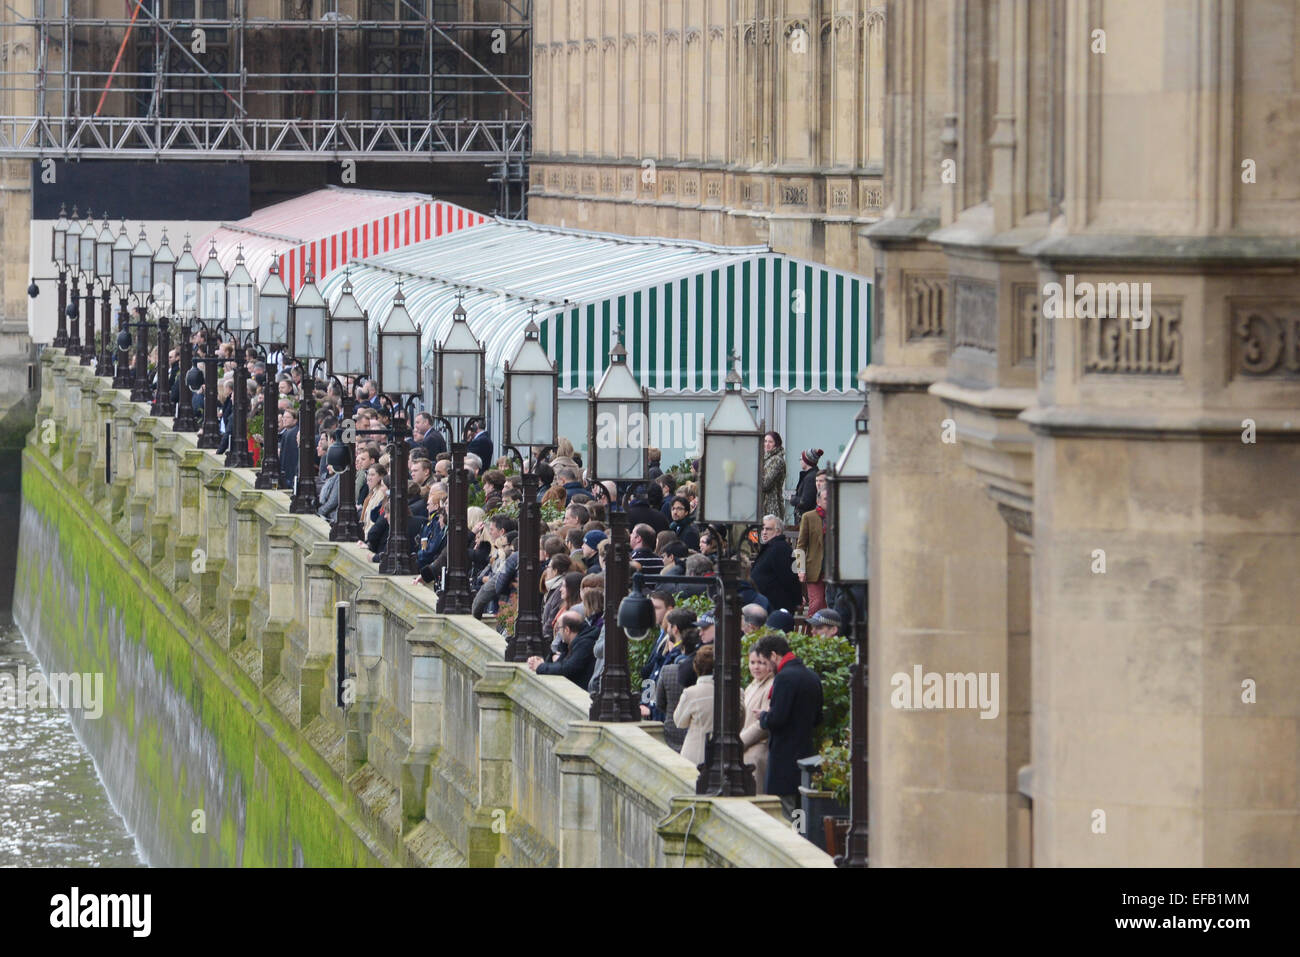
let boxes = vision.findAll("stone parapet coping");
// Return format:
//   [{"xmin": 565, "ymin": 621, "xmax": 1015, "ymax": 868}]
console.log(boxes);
[{"xmin": 39, "ymin": 349, "xmax": 831, "ymax": 868}]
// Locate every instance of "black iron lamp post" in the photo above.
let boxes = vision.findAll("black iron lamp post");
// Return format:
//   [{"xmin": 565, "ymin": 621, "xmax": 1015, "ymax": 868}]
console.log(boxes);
[
  {"xmin": 192, "ymin": 240, "xmax": 227, "ymax": 448},
  {"xmin": 128, "ymin": 227, "xmax": 154, "ymax": 402},
  {"xmin": 587, "ymin": 328, "xmax": 649, "ymax": 723},
  {"xmin": 77, "ymin": 208, "xmax": 98, "ymax": 367},
  {"xmin": 221, "ymin": 247, "xmax": 257, "ymax": 468},
  {"xmin": 695, "ymin": 354, "xmax": 762, "ymax": 797},
  {"xmin": 325, "ymin": 271, "xmax": 369, "ymax": 541},
  {"xmin": 150, "ymin": 230, "xmax": 177, "ymax": 417},
  {"xmin": 63, "ymin": 207, "xmax": 84, "ymax": 358},
  {"xmin": 94, "ymin": 214, "xmax": 116, "ymax": 377},
  {"xmin": 431, "ymin": 294, "xmax": 485, "ymax": 613},
  {"xmin": 253, "ymin": 258, "xmax": 289, "ymax": 488},
  {"xmin": 502, "ymin": 316, "xmax": 559, "ymax": 661},
  {"xmin": 826, "ymin": 391, "xmax": 871, "ymax": 868},
  {"xmin": 111, "ymin": 220, "xmax": 134, "ymax": 388},
  {"xmin": 288, "ymin": 263, "xmax": 327, "ymax": 512},
  {"xmin": 375, "ymin": 285, "xmax": 421, "ymax": 576},
  {"xmin": 171, "ymin": 236, "xmax": 200, "ymax": 433},
  {"xmin": 51, "ymin": 204, "xmax": 69, "ymax": 348}
]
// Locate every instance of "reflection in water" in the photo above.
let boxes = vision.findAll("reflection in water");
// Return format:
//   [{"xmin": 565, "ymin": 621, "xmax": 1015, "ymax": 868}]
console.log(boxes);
[{"xmin": 0, "ymin": 622, "xmax": 143, "ymax": 867}]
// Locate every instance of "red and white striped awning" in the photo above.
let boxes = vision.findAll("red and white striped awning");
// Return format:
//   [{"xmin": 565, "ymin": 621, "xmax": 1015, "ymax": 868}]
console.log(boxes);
[{"xmin": 193, "ymin": 186, "xmax": 487, "ymax": 294}]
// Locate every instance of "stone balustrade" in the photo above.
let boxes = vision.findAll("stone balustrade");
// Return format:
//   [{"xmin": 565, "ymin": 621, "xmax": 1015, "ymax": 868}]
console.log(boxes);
[{"xmin": 28, "ymin": 349, "xmax": 831, "ymax": 868}]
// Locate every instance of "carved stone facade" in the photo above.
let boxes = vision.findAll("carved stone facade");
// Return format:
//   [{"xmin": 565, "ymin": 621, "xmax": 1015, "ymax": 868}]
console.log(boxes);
[
  {"xmin": 865, "ymin": 0, "xmax": 1300, "ymax": 868},
  {"xmin": 529, "ymin": 1, "xmax": 887, "ymax": 274}
]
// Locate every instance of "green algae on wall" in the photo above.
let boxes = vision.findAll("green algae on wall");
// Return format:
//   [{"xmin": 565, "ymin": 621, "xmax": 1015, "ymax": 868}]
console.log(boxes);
[{"xmin": 16, "ymin": 447, "xmax": 388, "ymax": 868}]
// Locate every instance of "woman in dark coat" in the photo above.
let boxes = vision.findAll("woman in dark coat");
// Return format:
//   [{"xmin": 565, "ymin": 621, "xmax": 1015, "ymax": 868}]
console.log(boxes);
[{"xmin": 791, "ymin": 448, "xmax": 823, "ymax": 522}]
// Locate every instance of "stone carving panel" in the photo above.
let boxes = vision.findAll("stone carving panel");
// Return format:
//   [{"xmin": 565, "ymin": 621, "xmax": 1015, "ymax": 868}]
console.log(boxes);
[
  {"xmin": 1230, "ymin": 300, "xmax": 1300, "ymax": 379},
  {"xmin": 1012, "ymin": 283, "xmax": 1039, "ymax": 367},
  {"xmin": 1080, "ymin": 300, "xmax": 1182, "ymax": 376},
  {"xmin": 904, "ymin": 272, "xmax": 947, "ymax": 341},
  {"xmin": 781, "ymin": 184, "xmax": 808, "ymax": 206},
  {"xmin": 952, "ymin": 278, "xmax": 998, "ymax": 353}
]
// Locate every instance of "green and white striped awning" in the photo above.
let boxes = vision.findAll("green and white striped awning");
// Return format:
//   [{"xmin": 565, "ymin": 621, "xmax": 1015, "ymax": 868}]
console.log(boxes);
[
  {"xmin": 320, "ymin": 219, "xmax": 871, "ymax": 395},
  {"xmin": 541, "ymin": 255, "xmax": 869, "ymax": 393}
]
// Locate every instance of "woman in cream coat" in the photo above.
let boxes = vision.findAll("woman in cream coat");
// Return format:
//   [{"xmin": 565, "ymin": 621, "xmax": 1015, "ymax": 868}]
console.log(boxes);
[{"xmin": 740, "ymin": 649, "xmax": 775, "ymax": 794}]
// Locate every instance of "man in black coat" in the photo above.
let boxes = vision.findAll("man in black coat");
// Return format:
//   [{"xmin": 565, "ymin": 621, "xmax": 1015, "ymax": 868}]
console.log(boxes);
[
  {"xmin": 756, "ymin": 633, "xmax": 823, "ymax": 816},
  {"xmin": 466, "ymin": 418, "xmax": 493, "ymax": 466},
  {"xmin": 750, "ymin": 514, "xmax": 801, "ymax": 613},
  {"xmin": 279, "ymin": 407, "xmax": 300, "ymax": 491},
  {"xmin": 413, "ymin": 411, "xmax": 447, "ymax": 458},
  {"xmin": 626, "ymin": 482, "xmax": 670, "ymax": 534},
  {"xmin": 528, "ymin": 610, "xmax": 597, "ymax": 690}
]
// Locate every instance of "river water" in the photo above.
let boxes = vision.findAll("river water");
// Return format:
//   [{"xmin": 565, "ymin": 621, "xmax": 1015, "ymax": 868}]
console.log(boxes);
[{"xmin": 0, "ymin": 621, "xmax": 143, "ymax": 868}]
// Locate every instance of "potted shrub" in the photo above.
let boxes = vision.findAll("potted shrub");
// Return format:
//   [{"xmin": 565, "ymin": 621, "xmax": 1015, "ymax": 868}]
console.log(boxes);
[{"xmin": 494, "ymin": 593, "xmax": 518, "ymax": 638}]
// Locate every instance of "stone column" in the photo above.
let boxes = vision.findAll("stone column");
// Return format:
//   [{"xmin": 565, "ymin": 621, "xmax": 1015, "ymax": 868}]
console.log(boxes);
[
  {"xmin": 403, "ymin": 623, "xmax": 445, "ymax": 834},
  {"xmin": 296, "ymin": 551, "xmax": 340, "ymax": 727},
  {"xmin": 1019, "ymin": 0, "xmax": 1300, "ymax": 867},
  {"xmin": 553, "ymin": 722, "xmax": 604, "ymax": 867},
  {"xmin": 470, "ymin": 661, "xmax": 522, "ymax": 868},
  {"xmin": 173, "ymin": 449, "xmax": 206, "ymax": 596}
]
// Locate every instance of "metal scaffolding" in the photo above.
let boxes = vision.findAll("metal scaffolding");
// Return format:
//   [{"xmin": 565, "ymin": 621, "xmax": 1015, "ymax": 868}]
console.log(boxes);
[{"xmin": 0, "ymin": 1, "xmax": 531, "ymax": 214}]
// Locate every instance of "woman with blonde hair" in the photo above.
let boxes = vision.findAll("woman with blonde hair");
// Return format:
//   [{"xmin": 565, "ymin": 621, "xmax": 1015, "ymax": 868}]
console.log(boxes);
[{"xmin": 740, "ymin": 647, "xmax": 775, "ymax": 793}]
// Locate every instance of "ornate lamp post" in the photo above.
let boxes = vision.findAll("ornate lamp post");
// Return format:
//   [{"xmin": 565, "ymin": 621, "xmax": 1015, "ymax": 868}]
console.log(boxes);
[
  {"xmin": 128, "ymin": 227, "xmax": 154, "ymax": 402},
  {"xmin": 192, "ymin": 240, "xmax": 227, "ymax": 448},
  {"xmin": 77, "ymin": 208, "xmax": 98, "ymax": 366},
  {"xmin": 52, "ymin": 204, "xmax": 69, "ymax": 348},
  {"xmin": 171, "ymin": 236, "xmax": 200, "ymax": 433},
  {"xmin": 254, "ymin": 259, "xmax": 289, "ymax": 488},
  {"xmin": 63, "ymin": 207, "xmax": 83, "ymax": 357},
  {"xmin": 150, "ymin": 230, "xmax": 176, "ymax": 417},
  {"xmin": 325, "ymin": 272, "xmax": 369, "ymax": 541},
  {"xmin": 222, "ymin": 247, "xmax": 257, "ymax": 468},
  {"xmin": 94, "ymin": 214, "xmax": 116, "ymax": 377},
  {"xmin": 502, "ymin": 316, "xmax": 558, "ymax": 660},
  {"xmin": 431, "ymin": 294, "xmax": 485, "ymax": 613},
  {"xmin": 288, "ymin": 263, "xmax": 327, "ymax": 513},
  {"xmin": 696, "ymin": 355, "xmax": 762, "ymax": 797},
  {"xmin": 376, "ymin": 285, "xmax": 421, "ymax": 575},
  {"xmin": 111, "ymin": 220, "xmax": 134, "ymax": 389},
  {"xmin": 826, "ymin": 392, "xmax": 870, "ymax": 868},
  {"xmin": 587, "ymin": 329, "xmax": 648, "ymax": 723}
]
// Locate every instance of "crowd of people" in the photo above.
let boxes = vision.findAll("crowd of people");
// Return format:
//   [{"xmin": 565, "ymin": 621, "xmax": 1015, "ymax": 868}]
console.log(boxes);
[{"xmin": 151, "ymin": 339, "xmax": 850, "ymax": 809}]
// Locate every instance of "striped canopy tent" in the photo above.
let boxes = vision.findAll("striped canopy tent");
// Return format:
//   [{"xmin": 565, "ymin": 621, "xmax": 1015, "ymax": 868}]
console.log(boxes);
[
  {"xmin": 194, "ymin": 185, "xmax": 487, "ymax": 295},
  {"xmin": 320, "ymin": 219, "xmax": 871, "ymax": 396}
]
